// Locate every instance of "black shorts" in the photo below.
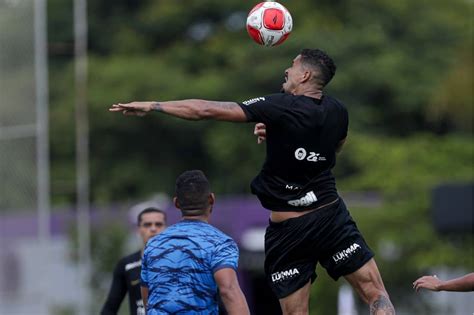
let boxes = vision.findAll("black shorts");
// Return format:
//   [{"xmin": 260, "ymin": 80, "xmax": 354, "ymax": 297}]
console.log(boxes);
[{"xmin": 264, "ymin": 198, "xmax": 374, "ymax": 299}]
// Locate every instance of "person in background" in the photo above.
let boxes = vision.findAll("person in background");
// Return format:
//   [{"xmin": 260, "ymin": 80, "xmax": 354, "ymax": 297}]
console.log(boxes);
[{"xmin": 101, "ymin": 207, "xmax": 167, "ymax": 315}]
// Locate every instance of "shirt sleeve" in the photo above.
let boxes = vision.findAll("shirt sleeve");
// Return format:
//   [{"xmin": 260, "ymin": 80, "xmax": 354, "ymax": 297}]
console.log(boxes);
[
  {"xmin": 211, "ymin": 238, "xmax": 239, "ymax": 273},
  {"xmin": 238, "ymin": 93, "xmax": 293, "ymax": 125},
  {"xmin": 140, "ymin": 248, "xmax": 149, "ymax": 288},
  {"xmin": 100, "ymin": 260, "xmax": 127, "ymax": 315}
]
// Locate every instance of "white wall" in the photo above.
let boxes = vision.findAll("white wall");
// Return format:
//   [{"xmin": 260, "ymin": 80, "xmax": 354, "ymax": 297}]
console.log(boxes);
[{"xmin": 0, "ymin": 237, "xmax": 87, "ymax": 315}]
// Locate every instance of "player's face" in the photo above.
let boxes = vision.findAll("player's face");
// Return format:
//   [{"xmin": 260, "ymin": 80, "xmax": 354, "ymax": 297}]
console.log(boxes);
[
  {"xmin": 282, "ymin": 55, "xmax": 305, "ymax": 93},
  {"xmin": 138, "ymin": 212, "xmax": 166, "ymax": 244}
]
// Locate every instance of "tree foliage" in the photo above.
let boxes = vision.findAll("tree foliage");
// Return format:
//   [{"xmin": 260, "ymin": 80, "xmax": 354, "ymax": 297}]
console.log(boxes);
[
  {"xmin": 339, "ymin": 133, "xmax": 472, "ymax": 312},
  {"xmin": 45, "ymin": 0, "xmax": 472, "ymax": 204}
]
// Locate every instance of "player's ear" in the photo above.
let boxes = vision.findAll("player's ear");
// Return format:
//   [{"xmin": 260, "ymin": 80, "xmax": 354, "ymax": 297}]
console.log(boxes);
[
  {"xmin": 209, "ymin": 193, "xmax": 215, "ymax": 206},
  {"xmin": 173, "ymin": 197, "xmax": 180, "ymax": 209},
  {"xmin": 301, "ymin": 70, "xmax": 311, "ymax": 83}
]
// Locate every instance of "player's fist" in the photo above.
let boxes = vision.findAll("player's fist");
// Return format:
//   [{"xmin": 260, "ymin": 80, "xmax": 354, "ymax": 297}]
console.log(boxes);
[{"xmin": 254, "ymin": 123, "xmax": 266, "ymax": 144}]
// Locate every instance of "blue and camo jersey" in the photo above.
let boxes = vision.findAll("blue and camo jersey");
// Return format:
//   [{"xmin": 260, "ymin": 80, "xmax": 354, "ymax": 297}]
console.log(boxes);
[{"xmin": 141, "ymin": 219, "xmax": 239, "ymax": 315}]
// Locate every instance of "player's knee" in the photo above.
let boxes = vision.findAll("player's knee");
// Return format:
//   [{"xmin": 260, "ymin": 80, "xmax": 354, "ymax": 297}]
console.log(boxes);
[
  {"xmin": 366, "ymin": 287, "xmax": 390, "ymax": 305},
  {"xmin": 281, "ymin": 305, "xmax": 309, "ymax": 315},
  {"xmin": 354, "ymin": 278, "xmax": 388, "ymax": 305},
  {"xmin": 280, "ymin": 297, "xmax": 309, "ymax": 315},
  {"xmin": 283, "ymin": 311, "xmax": 308, "ymax": 315}
]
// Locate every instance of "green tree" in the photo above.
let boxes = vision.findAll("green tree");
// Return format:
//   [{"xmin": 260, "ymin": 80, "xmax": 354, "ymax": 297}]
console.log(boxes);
[{"xmin": 49, "ymin": 0, "xmax": 472, "ymax": 203}]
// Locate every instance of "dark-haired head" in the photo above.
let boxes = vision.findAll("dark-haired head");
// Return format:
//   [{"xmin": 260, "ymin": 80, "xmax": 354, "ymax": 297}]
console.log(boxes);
[
  {"xmin": 299, "ymin": 48, "xmax": 336, "ymax": 87},
  {"xmin": 137, "ymin": 207, "xmax": 167, "ymax": 226},
  {"xmin": 174, "ymin": 170, "xmax": 214, "ymax": 217}
]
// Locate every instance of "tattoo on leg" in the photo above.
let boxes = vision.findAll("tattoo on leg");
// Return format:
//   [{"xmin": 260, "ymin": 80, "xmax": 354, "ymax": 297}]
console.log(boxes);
[{"xmin": 370, "ymin": 295, "xmax": 395, "ymax": 315}]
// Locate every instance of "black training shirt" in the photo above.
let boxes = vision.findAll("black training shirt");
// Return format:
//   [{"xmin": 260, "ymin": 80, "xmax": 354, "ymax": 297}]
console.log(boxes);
[
  {"xmin": 101, "ymin": 251, "xmax": 145, "ymax": 315},
  {"xmin": 238, "ymin": 93, "xmax": 348, "ymax": 211}
]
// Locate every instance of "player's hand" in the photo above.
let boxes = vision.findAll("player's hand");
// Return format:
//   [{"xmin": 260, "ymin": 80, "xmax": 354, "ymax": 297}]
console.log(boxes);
[
  {"xmin": 413, "ymin": 275, "xmax": 442, "ymax": 292},
  {"xmin": 254, "ymin": 123, "xmax": 266, "ymax": 144},
  {"xmin": 109, "ymin": 102, "xmax": 154, "ymax": 117}
]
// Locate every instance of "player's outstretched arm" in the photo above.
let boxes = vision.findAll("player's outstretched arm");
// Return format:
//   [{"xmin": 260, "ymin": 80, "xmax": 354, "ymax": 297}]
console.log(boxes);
[
  {"xmin": 109, "ymin": 100, "xmax": 247, "ymax": 122},
  {"xmin": 214, "ymin": 268, "xmax": 250, "ymax": 315},
  {"xmin": 413, "ymin": 273, "xmax": 474, "ymax": 292}
]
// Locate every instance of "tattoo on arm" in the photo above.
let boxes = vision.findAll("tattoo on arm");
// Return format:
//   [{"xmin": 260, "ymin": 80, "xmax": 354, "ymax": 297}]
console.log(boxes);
[
  {"xmin": 207, "ymin": 101, "xmax": 247, "ymax": 121},
  {"xmin": 148, "ymin": 99, "xmax": 245, "ymax": 121},
  {"xmin": 151, "ymin": 102, "xmax": 162, "ymax": 112},
  {"xmin": 370, "ymin": 295, "xmax": 395, "ymax": 315},
  {"xmin": 212, "ymin": 101, "xmax": 238, "ymax": 110}
]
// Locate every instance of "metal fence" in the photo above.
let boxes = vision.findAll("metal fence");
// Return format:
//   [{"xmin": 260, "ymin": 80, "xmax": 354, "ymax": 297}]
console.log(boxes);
[
  {"xmin": 0, "ymin": 0, "xmax": 38, "ymax": 211},
  {"xmin": 0, "ymin": 1, "xmax": 66, "ymax": 314}
]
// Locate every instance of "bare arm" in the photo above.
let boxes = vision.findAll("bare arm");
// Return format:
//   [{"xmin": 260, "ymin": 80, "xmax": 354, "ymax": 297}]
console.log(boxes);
[
  {"xmin": 140, "ymin": 286, "xmax": 149, "ymax": 312},
  {"xmin": 109, "ymin": 100, "xmax": 248, "ymax": 122},
  {"xmin": 214, "ymin": 268, "xmax": 250, "ymax": 315},
  {"xmin": 413, "ymin": 273, "xmax": 474, "ymax": 292}
]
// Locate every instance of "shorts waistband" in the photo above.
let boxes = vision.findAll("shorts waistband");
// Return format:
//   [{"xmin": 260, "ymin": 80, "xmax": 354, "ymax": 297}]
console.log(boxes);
[{"xmin": 268, "ymin": 197, "xmax": 340, "ymax": 227}]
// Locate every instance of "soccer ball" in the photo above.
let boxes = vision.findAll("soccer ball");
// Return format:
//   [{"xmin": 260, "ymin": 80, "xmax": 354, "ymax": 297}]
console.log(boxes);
[{"xmin": 246, "ymin": 1, "xmax": 293, "ymax": 47}]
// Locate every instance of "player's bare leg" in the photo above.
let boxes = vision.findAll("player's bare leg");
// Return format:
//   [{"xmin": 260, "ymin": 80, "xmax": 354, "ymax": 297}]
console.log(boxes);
[
  {"xmin": 344, "ymin": 258, "xmax": 395, "ymax": 315},
  {"xmin": 278, "ymin": 280, "xmax": 311, "ymax": 315}
]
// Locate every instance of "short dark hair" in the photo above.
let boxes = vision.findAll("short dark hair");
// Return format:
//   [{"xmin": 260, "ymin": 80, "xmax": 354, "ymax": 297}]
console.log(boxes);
[
  {"xmin": 175, "ymin": 170, "xmax": 211, "ymax": 216},
  {"xmin": 300, "ymin": 48, "xmax": 336, "ymax": 87},
  {"xmin": 137, "ymin": 208, "xmax": 167, "ymax": 226}
]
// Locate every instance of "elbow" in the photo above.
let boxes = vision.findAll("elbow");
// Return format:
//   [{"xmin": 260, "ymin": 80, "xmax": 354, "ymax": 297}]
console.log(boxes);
[
  {"xmin": 190, "ymin": 99, "xmax": 215, "ymax": 120},
  {"xmin": 198, "ymin": 103, "xmax": 215, "ymax": 120}
]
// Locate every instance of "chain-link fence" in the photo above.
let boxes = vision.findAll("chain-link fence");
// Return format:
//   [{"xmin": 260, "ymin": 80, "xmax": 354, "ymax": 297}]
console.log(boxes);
[
  {"xmin": 0, "ymin": 1, "xmax": 87, "ymax": 314},
  {"xmin": 0, "ymin": 0, "xmax": 42, "ymax": 313},
  {"xmin": 0, "ymin": 0, "xmax": 37, "ymax": 211}
]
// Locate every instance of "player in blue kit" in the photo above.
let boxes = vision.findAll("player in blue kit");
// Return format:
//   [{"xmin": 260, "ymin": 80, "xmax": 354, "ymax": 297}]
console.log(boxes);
[{"xmin": 140, "ymin": 170, "xmax": 249, "ymax": 314}]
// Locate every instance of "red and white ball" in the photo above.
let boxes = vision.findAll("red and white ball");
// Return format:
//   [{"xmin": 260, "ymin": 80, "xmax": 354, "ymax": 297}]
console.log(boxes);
[{"xmin": 246, "ymin": 1, "xmax": 293, "ymax": 47}]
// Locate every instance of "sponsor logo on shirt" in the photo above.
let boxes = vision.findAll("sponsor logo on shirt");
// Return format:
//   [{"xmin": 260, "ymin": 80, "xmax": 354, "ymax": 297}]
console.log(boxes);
[
  {"xmin": 285, "ymin": 184, "xmax": 300, "ymax": 190},
  {"xmin": 271, "ymin": 268, "xmax": 300, "ymax": 283},
  {"xmin": 332, "ymin": 243, "xmax": 361, "ymax": 264},
  {"xmin": 294, "ymin": 148, "xmax": 326, "ymax": 162},
  {"xmin": 288, "ymin": 191, "xmax": 317, "ymax": 207},
  {"xmin": 242, "ymin": 97, "xmax": 265, "ymax": 105}
]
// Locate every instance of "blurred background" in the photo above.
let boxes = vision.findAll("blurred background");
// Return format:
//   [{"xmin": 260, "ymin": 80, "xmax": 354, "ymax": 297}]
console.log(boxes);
[{"xmin": 0, "ymin": 0, "xmax": 472, "ymax": 314}]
